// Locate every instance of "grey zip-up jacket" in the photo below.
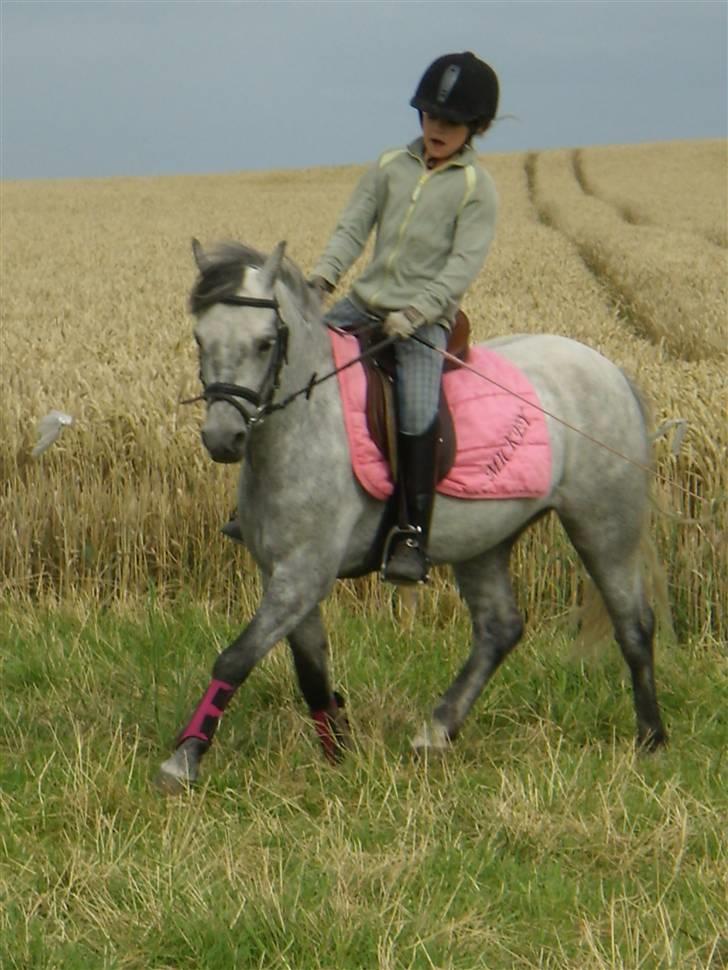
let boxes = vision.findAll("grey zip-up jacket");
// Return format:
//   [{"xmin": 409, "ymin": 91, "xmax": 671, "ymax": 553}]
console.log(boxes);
[{"xmin": 313, "ymin": 137, "xmax": 498, "ymax": 326}]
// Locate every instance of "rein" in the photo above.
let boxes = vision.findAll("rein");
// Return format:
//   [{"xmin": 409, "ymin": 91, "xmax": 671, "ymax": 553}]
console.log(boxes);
[
  {"xmin": 182, "ymin": 297, "xmax": 712, "ymax": 524},
  {"xmin": 261, "ymin": 331, "xmax": 397, "ymax": 419},
  {"xmin": 182, "ymin": 297, "xmax": 394, "ymax": 427},
  {"xmin": 412, "ymin": 333, "xmax": 720, "ymax": 524}
]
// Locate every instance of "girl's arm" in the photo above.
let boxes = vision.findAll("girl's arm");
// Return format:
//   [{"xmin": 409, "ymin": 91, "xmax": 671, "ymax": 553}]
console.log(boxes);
[{"xmin": 312, "ymin": 165, "xmax": 379, "ymax": 288}]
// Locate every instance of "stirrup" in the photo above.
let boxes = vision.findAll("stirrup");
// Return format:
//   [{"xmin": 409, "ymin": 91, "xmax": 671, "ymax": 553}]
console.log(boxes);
[{"xmin": 381, "ymin": 525, "xmax": 430, "ymax": 585}]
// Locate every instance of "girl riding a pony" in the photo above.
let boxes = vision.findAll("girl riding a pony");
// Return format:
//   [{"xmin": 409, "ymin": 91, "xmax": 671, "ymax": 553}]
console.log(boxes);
[{"xmin": 311, "ymin": 51, "xmax": 499, "ymax": 584}]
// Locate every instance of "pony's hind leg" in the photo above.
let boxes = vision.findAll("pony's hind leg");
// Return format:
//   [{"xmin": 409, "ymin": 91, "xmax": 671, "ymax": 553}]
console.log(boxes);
[
  {"xmin": 561, "ymin": 512, "xmax": 667, "ymax": 750},
  {"xmin": 288, "ymin": 606, "xmax": 351, "ymax": 763},
  {"xmin": 412, "ymin": 541, "xmax": 524, "ymax": 753}
]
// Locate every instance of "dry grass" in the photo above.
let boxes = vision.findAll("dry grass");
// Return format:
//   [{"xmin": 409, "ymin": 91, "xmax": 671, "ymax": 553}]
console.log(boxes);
[
  {"xmin": 1, "ymin": 139, "xmax": 726, "ymax": 637},
  {"xmin": 1, "ymin": 605, "xmax": 726, "ymax": 969}
]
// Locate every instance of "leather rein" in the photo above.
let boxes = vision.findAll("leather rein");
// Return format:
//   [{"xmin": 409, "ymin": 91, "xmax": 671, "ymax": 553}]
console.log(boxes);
[
  {"xmin": 182, "ymin": 294, "xmax": 395, "ymax": 428},
  {"xmin": 183, "ymin": 295, "xmax": 712, "ymax": 525}
]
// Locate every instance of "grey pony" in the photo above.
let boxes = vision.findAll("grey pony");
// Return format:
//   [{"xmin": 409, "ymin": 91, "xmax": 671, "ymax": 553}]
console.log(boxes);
[{"xmin": 158, "ymin": 240, "xmax": 666, "ymax": 789}]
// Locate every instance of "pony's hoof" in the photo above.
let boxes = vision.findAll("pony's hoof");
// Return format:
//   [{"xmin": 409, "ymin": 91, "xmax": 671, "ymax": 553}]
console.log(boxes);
[
  {"xmin": 154, "ymin": 750, "xmax": 199, "ymax": 795},
  {"xmin": 410, "ymin": 721, "xmax": 450, "ymax": 757},
  {"xmin": 154, "ymin": 767, "xmax": 194, "ymax": 796},
  {"xmin": 638, "ymin": 727, "xmax": 668, "ymax": 753}
]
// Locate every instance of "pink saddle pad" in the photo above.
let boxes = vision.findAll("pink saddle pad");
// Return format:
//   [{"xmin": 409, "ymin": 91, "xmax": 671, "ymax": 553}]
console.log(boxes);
[{"xmin": 330, "ymin": 330, "xmax": 552, "ymax": 501}]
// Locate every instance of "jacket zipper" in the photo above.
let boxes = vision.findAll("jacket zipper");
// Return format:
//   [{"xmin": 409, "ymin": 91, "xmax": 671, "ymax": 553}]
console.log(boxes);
[
  {"xmin": 370, "ymin": 154, "xmax": 463, "ymax": 309},
  {"xmin": 370, "ymin": 164, "xmax": 432, "ymax": 307}
]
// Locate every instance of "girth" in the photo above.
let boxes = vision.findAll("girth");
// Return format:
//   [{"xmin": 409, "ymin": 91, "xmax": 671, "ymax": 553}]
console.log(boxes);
[{"xmin": 355, "ymin": 310, "xmax": 471, "ymax": 482}]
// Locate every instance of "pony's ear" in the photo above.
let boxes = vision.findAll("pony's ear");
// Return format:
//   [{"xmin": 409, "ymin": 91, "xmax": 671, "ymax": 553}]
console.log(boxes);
[
  {"xmin": 192, "ymin": 238, "xmax": 208, "ymax": 271},
  {"xmin": 259, "ymin": 241, "xmax": 287, "ymax": 292},
  {"xmin": 275, "ymin": 278, "xmax": 309, "ymax": 332}
]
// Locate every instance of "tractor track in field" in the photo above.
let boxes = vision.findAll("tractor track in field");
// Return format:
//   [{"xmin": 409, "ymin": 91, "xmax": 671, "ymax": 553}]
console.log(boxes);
[
  {"xmin": 524, "ymin": 149, "xmax": 727, "ymax": 362},
  {"xmin": 523, "ymin": 150, "xmax": 657, "ymax": 349},
  {"xmin": 571, "ymin": 149, "xmax": 648, "ymax": 227},
  {"xmin": 572, "ymin": 148, "xmax": 727, "ymax": 249}
]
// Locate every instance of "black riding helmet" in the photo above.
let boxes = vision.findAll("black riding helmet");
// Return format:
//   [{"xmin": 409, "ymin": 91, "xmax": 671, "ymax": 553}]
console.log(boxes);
[{"xmin": 410, "ymin": 51, "xmax": 499, "ymax": 128}]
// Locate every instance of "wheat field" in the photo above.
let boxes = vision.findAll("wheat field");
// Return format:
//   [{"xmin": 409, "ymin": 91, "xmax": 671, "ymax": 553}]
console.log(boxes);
[
  {"xmin": 1, "ymin": 140, "xmax": 727, "ymax": 970},
  {"xmin": 1, "ymin": 139, "xmax": 726, "ymax": 637}
]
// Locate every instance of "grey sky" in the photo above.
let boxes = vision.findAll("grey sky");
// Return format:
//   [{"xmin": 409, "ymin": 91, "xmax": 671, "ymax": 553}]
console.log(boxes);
[{"xmin": 1, "ymin": 0, "xmax": 726, "ymax": 180}]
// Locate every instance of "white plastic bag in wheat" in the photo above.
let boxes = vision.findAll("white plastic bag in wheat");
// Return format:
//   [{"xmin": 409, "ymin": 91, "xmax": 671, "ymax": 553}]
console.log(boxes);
[{"xmin": 32, "ymin": 410, "xmax": 74, "ymax": 457}]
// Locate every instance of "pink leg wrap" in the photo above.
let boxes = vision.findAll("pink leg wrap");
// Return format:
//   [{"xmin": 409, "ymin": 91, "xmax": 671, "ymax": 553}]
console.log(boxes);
[{"xmin": 177, "ymin": 679, "xmax": 235, "ymax": 749}]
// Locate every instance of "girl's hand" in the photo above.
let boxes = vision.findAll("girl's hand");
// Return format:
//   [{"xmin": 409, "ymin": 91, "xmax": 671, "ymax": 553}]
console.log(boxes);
[
  {"xmin": 307, "ymin": 276, "xmax": 334, "ymax": 300},
  {"xmin": 383, "ymin": 307, "xmax": 425, "ymax": 339}
]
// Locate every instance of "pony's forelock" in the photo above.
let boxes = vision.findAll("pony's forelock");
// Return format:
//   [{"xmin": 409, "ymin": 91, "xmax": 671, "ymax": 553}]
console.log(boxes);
[{"xmin": 189, "ymin": 241, "xmax": 319, "ymax": 318}]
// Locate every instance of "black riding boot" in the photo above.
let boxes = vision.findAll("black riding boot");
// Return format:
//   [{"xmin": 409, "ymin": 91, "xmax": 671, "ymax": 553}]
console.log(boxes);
[
  {"xmin": 382, "ymin": 422, "xmax": 438, "ymax": 585},
  {"xmin": 221, "ymin": 514, "xmax": 243, "ymax": 543}
]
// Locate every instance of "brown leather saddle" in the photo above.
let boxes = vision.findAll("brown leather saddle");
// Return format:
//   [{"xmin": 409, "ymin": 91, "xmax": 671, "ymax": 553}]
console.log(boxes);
[{"xmin": 354, "ymin": 310, "xmax": 471, "ymax": 482}]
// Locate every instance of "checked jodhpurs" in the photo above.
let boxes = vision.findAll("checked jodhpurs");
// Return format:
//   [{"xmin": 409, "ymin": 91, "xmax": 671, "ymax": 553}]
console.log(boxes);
[{"xmin": 323, "ymin": 296, "xmax": 447, "ymax": 434}]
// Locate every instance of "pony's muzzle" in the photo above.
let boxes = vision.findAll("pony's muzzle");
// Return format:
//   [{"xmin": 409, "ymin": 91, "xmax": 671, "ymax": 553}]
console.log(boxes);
[
  {"xmin": 201, "ymin": 404, "xmax": 249, "ymax": 463},
  {"xmin": 202, "ymin": 430, "xmax": 246, "ymax": 463}
]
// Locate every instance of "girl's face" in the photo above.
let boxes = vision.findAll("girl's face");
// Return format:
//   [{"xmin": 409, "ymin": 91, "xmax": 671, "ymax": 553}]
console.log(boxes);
[{"xmin": 421, "ymin": 112, "xmax": 470, "ymax": 166}]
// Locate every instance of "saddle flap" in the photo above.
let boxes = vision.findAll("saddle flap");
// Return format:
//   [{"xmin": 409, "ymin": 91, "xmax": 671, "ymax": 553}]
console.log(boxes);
[
  {"xmin": 444, "ymin": 309, "xmax": 471, "ymax": 371},
  {"xmin": 331, "ymin": 329, "xmax": 552, "ymax": 503}
]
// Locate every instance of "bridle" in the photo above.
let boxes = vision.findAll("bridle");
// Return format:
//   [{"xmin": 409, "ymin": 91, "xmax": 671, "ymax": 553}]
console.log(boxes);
[
  {"xmin": 185, "ymin": 294, "xmax": 289, "ymax": 428},
  {"xmin": 183, "ymin": 293, "xmax": 396, "ymax": 428}
]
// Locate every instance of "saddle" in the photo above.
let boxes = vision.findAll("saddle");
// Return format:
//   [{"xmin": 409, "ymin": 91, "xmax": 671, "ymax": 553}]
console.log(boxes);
[{"xmin": 354, "ymin": 310, "xmax": 471, "ymax": 482}]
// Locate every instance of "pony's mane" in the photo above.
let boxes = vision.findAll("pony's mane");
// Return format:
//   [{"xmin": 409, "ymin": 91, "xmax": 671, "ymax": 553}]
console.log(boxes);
[{"xmin": 189, "ymin": 241, "xmax": 319, "ymax": 317}]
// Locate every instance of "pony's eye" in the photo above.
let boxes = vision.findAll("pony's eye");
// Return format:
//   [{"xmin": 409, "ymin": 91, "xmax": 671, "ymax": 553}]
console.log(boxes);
[{"xmin": 256, "ymin": 339, "xmax": 274, "ymax": 355}]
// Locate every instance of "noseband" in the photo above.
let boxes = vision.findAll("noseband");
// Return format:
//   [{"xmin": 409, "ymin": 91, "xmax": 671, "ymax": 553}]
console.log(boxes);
[{"xmin": 193, "ymin": 295, "xmax": 289, "ymax": 427}]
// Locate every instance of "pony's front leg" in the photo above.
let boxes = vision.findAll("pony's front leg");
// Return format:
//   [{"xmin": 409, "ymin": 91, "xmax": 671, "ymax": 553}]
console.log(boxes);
[{"xmin": 157, "ymin": 562, "xmax": 333, "ymax": 791}]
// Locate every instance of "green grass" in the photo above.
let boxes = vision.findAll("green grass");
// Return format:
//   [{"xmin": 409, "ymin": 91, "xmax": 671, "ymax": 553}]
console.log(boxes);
[{"xmin": 1, "ymin": 598, "xmax": 726, "ymax": 969}]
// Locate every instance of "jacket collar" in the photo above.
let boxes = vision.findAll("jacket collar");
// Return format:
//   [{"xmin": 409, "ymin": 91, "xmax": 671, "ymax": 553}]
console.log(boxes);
[{"xmin": 406, "ymin": 136, "xmax": 477, "ymax": 170}]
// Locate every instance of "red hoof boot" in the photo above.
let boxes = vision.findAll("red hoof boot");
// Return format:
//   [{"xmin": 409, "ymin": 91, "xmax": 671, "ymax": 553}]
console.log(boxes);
[{"xmin": 311, "ymin": 692, "xmax": 351, "ymax": 763}]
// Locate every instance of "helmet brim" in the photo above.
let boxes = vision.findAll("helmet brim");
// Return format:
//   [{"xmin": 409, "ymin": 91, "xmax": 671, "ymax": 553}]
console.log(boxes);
[{"xmin": 410, "ymin": 96, "xmax": 474, "ymax": 124}]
